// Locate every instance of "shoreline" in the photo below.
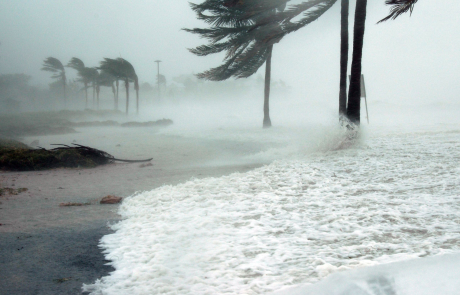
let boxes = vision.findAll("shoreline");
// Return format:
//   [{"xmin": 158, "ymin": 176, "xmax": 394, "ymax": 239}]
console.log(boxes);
[{"xmin": 0, "ymin": 128, "xmax": 270, "ymax": 294}]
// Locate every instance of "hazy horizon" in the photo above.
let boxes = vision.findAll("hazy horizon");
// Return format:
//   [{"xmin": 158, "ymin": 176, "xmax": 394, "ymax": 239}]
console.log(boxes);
[{"xmin": 0, "ymin": 0, "xmax": 459, "ymax": 107}]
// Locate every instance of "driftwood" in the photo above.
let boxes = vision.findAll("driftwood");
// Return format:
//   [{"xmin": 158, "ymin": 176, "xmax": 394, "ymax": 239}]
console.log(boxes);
[{"xmin": 0, "ymin": 143, "xmax": 152, "ymax": 171}]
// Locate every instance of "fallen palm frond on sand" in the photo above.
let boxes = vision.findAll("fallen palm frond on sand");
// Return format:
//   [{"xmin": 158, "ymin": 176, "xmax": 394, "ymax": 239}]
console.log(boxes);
[{"xmin": 0, "ymin": 141, "xmax": 152, "ymax": 171}]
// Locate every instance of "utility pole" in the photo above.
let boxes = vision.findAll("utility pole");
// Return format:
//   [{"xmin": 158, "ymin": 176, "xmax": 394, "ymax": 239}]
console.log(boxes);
[{"xmin": 154, "ymin": 60, "xmax": 162, "ymax": 100}]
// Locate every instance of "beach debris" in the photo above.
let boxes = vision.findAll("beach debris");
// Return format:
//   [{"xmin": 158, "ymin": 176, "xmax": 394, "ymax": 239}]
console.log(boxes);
[
  {"xmin": 0, "ymin": 187, "xmax": 28, "ymax": 196},
  {"xmin": 139, "ymin": 163, "xmax": 153, "ymax": 168},
  {"xmin": 0, "ymin": 142, "xmax": 152, "ymax": 171},
  {"xmin": 53, "ymin": 277, "xmax": 72, "ymax": 284},
  {"xmin": 59, "ymin": 202, "xmax": 91, "ymax": 207},
  {"xmin": 100, "ymin": 195, "xmax": 122, "ymax": 204}
]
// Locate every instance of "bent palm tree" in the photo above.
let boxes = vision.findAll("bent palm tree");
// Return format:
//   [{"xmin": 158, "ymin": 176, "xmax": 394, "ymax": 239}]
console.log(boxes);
[
  {"xmin": 67, "ymin": 57, "xmax": 92, "ymax": 108},
  {"xmin": 85, "ymin": 67, "xmax": 99, "ymax": 109},
  {"xmin": 98, "ymin": 70, "xmax": 117, "ymax": 109},
  {"xmin": 99, "ymin": 58, "xmax": 122, "ymax": 110},
  {"xmin": 42, "ymin": 57, "xmax": 66, "ymax": 105},
  {"xmin": 99, "ymin": 58, "xmax": 138, "ymax": 115},
  {"xmin": 186, "ymin": 0, "xmax": 288, "ymax": 128},
  {"xmin": 186, "ymin": 0, "xmax": 340, "ymax": 128}
]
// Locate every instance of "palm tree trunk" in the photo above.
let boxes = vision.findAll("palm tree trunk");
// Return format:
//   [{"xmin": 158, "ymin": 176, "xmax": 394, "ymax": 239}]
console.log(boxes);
[
  {"xmin": 263, "ymin": 45, "xmax": 273, "ymax": 129},
  {"xmin": 135, "ymin": 78, "xmax": 139, "ymax": 115},
  {"xmin": 116, "ymin": 80, "xmax": 119, "ymax": 111},
  {"xmin": 339, "ymin": 0, "xmax": 349, "ymax": 120},
  {"xmin": 346, "ymin": 0, "xmax": 368, "ymax": 125},
  {"xmin": 62, "ymin": 73, "xmax": 67, "ymax": 109},
  {"xmin": 125, "ymin": 79, "xmax": 129, "ymax": 115},
  {"xmin": 96, "ymin": 85, "xmax": 100, "ymax": 110},
  {"xmin": 112, "ymin": 82, "xmax": 116, "ymax": 110},
  {"xmin": 63, "ymin": 81, "xmax": 67, "ymax": 108},
  {"xmin": 84, "ymin": 82, "xmax": 88, "ymax": 109},
  {"xmin": 92, "ymin": 81, "xmax": 96, "ymax": 109}
]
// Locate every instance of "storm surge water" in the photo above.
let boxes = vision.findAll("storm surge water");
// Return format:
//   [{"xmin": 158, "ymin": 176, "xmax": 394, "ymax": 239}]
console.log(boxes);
[{"xmin": 83, "ymin": 104, "xmax": 460, "ymax": 295}]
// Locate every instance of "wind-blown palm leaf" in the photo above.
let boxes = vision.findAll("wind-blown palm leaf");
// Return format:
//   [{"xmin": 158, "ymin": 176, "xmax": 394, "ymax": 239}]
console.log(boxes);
[
  {"xmin": 378, "ymin": 0, "xmax": 418, "ymax": 23},
  {"xmin": 186, "ymin": 0, "xmax": 338, "ymax": 80},
  {"xmin": 67, "ymin": 57, "xmax": 85, "ymax": 71},
  {"xmin": 280, "ymin": 0, "xmax": 338, "ymax": 34},
  {"xmin": 42, "ymin": 57, "xmax": 65, "ymax": 79},
  {"xmin": 99, "ymin": 58, "xmax": 136, "ymax": 82},
  {"xmin": 66, "ymin": 58, "xmax": 94, "ymax": 88}
]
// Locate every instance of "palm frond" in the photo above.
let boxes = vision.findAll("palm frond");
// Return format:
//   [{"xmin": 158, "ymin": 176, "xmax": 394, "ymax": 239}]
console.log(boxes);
[
  {"xmin": 378, "ymin": 0, "xmax": 418, "ymax": 23},
  {"xmin": 42, "ymin": 57, "xmax": 64, "ymax": 73},
  {"xmin": 42, "ymin": 57, "xmax": 66, "ymax": 82},
  {"xmin": 67, "ymin": 57, "xmax": 85, "ymax": 71},
  {"xmin": 186, "ymin": 0, "xmax": 337, "ymax": 82}
]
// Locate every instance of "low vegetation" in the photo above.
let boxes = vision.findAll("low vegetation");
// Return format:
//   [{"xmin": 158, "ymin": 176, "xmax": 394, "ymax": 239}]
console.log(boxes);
[{"xmin": 0, "ymin": 138, "xmax": 115, "ymax": 171}]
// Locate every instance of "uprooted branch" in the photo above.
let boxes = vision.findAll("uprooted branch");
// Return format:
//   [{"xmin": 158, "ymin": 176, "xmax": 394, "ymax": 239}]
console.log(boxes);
[{"xmin": 0, "ymin": 143, "xmax": 152, "ymax": 171}]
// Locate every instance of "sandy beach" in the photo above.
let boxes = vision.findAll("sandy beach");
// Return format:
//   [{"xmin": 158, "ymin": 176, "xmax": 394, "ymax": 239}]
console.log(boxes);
[{"xmin": 0, "ymin": 126, "xmax": 271, "ymax": 295}]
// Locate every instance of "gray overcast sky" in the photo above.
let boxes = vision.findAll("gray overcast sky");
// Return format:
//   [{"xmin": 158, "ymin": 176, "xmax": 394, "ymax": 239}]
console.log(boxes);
[{"xmin": 0, "ymin": 0, "xmax": 459, "ymax": 104}]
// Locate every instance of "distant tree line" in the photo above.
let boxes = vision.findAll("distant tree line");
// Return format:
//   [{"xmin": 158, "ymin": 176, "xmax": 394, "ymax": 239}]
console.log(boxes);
[{"xmin": 42, "ymin": 57, "xmax": 139, "ymax": 115}]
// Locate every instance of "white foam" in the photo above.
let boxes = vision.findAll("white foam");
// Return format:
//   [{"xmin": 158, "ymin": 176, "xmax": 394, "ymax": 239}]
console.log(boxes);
[
  {"xmin": 83, "ymin": 125, "xmax": 460, "ymax": 294},
  {"xmin": 270, "ymin": 253, "xmax": 460, "ymax": 295}
]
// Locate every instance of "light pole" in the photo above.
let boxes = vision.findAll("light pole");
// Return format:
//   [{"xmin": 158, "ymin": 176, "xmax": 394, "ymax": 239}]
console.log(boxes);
[{"xmin": 154, "ymin": 60, "xmax": 162, "ymax": 100}]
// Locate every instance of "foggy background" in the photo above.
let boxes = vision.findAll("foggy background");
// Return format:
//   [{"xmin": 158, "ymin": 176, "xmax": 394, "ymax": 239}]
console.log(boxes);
[{"xmin": 0, "ymin": 0, "xmax": 459, "ymax": 116}]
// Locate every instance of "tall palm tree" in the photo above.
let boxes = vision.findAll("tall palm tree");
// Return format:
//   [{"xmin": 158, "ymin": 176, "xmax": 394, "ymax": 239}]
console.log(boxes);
[
  {"xmin": 346, "ymin": 0, "xmax": 368, "ymax": 125},
  {"xmin": 86, "ymin": 67, "xmax": 99, "ymax": 109},
  {"xmin": 99, "ymin": 58, "xmax": 122, "ymax": 111},
  {"xmin": 339, "ymin": 0, "xmax": 349, "ymax": 120},
  {"xmin": 117, "ymin": 58, "xmax": 138, "ymax": 115},
  {"xmin": 263, "ymin": 45, "xmax": 274, "ymax": 128},
  {"xmin": 99, "ymin": 58, "xmax": 138, "ymax": 115},
  {"xmin": 42, "ymin": 57, "xmax": 66, "ymax": 105},
  {"xmin": 67, "ymin": 57, "xmax": 92, "ymax": 108},
  {"xmin": 186, "ymin": 0, "xmax": 288, "ymax": 128},
  {"xmin": 98, "ymin": 70, "xmax": 117, "ymax": 109}
]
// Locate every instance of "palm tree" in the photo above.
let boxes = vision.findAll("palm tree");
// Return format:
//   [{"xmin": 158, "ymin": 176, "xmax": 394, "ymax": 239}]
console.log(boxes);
[
  {"xmin": 117, "ymin": 58, "xmax": 139, "ymax": 115},
  {"xmin": 346, "ymin": 0, "xmax": 368, "ymax": 125},
  {"xmin": 263, "ymin": 45, "xmax": 274, "ymax": 128},
  {"xmin": 186, "ymin": 0, "xmax": 339, "ymax": 128},
  {"xmin": 67, "ymin": 57, "xmax": 92, "ymax": 108},
  {"xmin": 98, "ymin": 70, "xmax": 117, "ymax": 109},
  {"xmin": 86, "ymin": 67, "xmax": 99, "ymax": 109},
  {"xmin": 42, "ymin": 57, "xmax": 66, "ymax": 105},
  {"xmin": 99, "ymin": 58, "xmax": 122, "ymax": 111},
  {"xmin": 379, "ymin": 0, "xmax": 418, "ymax": 23},
  {"xmin": 186, "ymin": 0, "xmax": 289, "ymax": 128},
  {"xmin": 99, "ymin": 58, "xmax": 138, "ymax": 115},
  {"xmin": 339, "ymin": 0, "xmax": 349, "ymax": 120}
]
